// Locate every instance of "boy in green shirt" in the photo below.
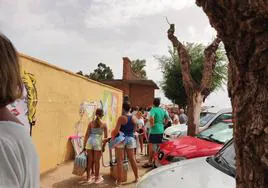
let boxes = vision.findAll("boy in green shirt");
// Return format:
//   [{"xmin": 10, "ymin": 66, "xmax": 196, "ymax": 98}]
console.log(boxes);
[{"xmin": 142, "ymin": 98, "xmax": 169, "ymax": 168}]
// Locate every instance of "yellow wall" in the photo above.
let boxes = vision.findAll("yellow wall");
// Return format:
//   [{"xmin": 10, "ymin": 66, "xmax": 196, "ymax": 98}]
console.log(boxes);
[{"xmin": 19, "ymin": 53, "xmax": 123, "ymax": 173}]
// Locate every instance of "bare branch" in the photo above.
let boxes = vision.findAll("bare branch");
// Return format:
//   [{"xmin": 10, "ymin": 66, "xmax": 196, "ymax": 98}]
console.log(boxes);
[
  {"xmin": 165, "ymin": 17, "xmax": 170, "ymax": 25},
  {"xmin": 167, "ymin": 24, "xmax": 197, "ymax": 92},
  {"xmin": 201, "ymin": 37, "xmax": 221, "ymax": 92}
]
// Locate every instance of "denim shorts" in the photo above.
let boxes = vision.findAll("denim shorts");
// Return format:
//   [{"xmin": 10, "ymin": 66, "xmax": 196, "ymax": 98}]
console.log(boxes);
[
  {"xmin": 85, "ymin": 136, "xmax": 102, "ymax": 151},
  {"xmin": 116, "ymin": 136, "xmax": 136, "ymax": 149}
]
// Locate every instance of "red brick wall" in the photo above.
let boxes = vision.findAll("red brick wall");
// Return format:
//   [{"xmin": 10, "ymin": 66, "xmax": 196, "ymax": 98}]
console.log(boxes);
[
  {"xmin": 102, "ymin": 57, "xmax": 157, "ymax": 108},
  {"xmin": 129, "ymin": 84, "xmax": 154, "ymax": 108},
  {"xmin": 103, "ymin": 82, "xmax": 130, "ymax": 96},
  {"xmin": 123, "ymin": 57, "xmax": 140, "ymax": 80}
]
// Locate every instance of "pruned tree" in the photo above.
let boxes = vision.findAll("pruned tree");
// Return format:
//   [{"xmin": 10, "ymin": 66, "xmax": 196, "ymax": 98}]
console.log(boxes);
[
  {"xmin": 167, "ymin": 24, "xmax": 221, "ymax": 136},
  {"xmin": 196, "ymin": 0, "xmax": 268, "ymax": 187},
  {"xmin": 157, "ymin": 44, "xmax": 227, "ymax": 109}
]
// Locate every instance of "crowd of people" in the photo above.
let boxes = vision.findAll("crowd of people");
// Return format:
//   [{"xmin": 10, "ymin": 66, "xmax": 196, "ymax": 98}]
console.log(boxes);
[
  {"xmin": 82, "ymin": 97, "xmax": 188, "ymax": 185},
  {"xmin": 0, "ymin": 33, "xmax": 188, "ymax": 187}
]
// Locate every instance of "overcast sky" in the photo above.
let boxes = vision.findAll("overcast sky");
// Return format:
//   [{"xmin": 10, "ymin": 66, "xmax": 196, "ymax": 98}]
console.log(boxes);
[{"xmin": 0, "ymin": 0, "xmax": 231, "ymax": 107}]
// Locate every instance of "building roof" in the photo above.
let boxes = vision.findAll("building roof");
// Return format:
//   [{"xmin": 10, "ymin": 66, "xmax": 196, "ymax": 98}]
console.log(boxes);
[{"xmin": 102, "ymin": 79, "xmax": 159, "ymax": 89}]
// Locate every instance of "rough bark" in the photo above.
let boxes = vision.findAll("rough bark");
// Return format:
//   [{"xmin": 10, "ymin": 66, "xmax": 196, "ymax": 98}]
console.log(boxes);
[
  {"xmin": 196, "ymin": 0, "xmax": 268, "ymax": 187},
  {"xmin": 167, "ymin": 24, "xmax": 197, "ymax": 93},
  {"xmin": 167, "ymin": 24, "xmax": 221, "ymax": 136},
  {"xmin": 201, "ymin": 37, "xmax": 222, "ymax": 95},
  {"xmin": 187, "ymin": 91, "xmax": 203, "ymax": 136}
]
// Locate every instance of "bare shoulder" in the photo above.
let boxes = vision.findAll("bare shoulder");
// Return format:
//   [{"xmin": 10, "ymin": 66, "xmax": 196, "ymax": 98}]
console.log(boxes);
[
  {"xmin": 118, "ymin": 115, "xmax": 128, "ymax": 125},
  {"xmin": 132, "ymin": 115, "xmax": 138, "ymax": 122},
  {"xmin": 101, "ymin": 122, "xmax": 107, "ymax": 129},
  {"xmin": 88, "ymin": 121, "xmax": 94, "ymax": 128}
]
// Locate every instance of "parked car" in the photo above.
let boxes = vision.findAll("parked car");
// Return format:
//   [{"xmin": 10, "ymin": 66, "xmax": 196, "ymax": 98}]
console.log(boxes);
[
  {"xmin": 154, "ymin": 119, "xmax": 233, "ymax": 167},
  {"xmin": 137, "ymin": 139, "xmax": 235, "ymax": 188},
  {"xmin": 162, "ymin": 107, "xmax": 232, "ymax": 142}
]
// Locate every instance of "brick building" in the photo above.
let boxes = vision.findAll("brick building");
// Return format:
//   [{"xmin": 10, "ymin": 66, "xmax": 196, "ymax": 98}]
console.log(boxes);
[{"xmin": 102, "ymin": 57, "xmax": 159, "ymax": 108}]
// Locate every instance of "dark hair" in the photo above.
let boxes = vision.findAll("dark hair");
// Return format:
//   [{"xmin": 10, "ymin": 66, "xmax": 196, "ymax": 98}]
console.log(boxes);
[
  {"xmin": 153, "ymin": 98, "xmax": 160, "ymax": 107},
  {"xmin": 123, "ymin": 95, "xmax": 129, "ymax": 102},
  {"xmin": 123, "ymin": 101, "xmax": 131, "ymax": 112}
]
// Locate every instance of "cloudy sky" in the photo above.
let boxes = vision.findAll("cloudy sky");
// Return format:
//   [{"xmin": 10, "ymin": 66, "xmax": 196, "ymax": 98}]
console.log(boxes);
[{"xmin": 0, "ymin": 0, "xmax": 231, "ymax": 107}]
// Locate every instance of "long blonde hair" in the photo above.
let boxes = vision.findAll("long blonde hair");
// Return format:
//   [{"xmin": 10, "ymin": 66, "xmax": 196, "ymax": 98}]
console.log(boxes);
[{"xmin": 94, "ymin": 108, "xmax": 104, "ymax": 128}]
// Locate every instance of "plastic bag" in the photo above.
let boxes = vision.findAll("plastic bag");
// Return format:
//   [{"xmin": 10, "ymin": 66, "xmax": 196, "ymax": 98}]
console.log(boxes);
[{"xmin": 72, "ymin": 152, "xmax": 87, "ymax": 176}]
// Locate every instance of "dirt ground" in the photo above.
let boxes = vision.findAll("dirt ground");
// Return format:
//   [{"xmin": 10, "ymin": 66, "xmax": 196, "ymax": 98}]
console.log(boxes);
[{"xmin": 41, "ymin": 152, "xmax": 152, "ymax": 188}]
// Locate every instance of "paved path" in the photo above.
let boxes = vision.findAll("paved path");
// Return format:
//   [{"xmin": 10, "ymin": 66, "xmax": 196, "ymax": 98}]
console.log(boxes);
[{"xmin": 41, "ymin": 154, "xmax": 151, "ymax": 188}]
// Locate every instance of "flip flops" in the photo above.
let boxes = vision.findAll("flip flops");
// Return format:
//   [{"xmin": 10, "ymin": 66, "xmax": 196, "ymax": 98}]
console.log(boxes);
[
  {"xmin": 142, "ymin": 162, "xmax": 153, "ymax": 168},
  {"xmin": 95, "ymin": 176, "xmax": 104, "ymax": 184}
]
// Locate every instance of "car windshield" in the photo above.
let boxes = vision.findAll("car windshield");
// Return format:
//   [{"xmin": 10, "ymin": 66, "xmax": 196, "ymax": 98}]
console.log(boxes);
[
  {"xmin": 196, "ymin": 120, "xmax": 233, "ymax": 144},
  {"xmin": 208, "ymin": 140, "xmax": 236, "ymax": 177},
  {"xmin": 199, "ymin": 113, "xmax": 216, "ymax": 127},
  {"xmin": 216, "ymin": 142, "xmax": 236, "ymax": 169}
]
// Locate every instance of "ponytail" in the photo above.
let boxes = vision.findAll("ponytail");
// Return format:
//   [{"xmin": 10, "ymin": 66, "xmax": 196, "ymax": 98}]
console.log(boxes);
[
  {"xmin": 94, "ymin": 108, "xmax": 104, "ymax": 128},
  {"xmin": 95, "ymin": 116, "xmax": 102, "ymax": 128}
]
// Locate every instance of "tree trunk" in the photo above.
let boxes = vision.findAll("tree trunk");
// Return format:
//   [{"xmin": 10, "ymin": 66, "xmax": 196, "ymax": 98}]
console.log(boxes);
[
  {"xmin": 196, "ymin": 1, "xmax": 268, "ymax": 187},
  {"xmin": 167, "ymin": 25, "xmax": 220, "ymax": 136},
  {"xmin": 187, "ymin": 90, "xmax": 204, "ymax": 136}
]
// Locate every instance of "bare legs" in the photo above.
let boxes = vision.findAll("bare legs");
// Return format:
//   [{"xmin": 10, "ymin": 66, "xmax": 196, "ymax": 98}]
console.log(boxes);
[
  {"xmin": 138, "ymin": 134, "xmax": 144, "ymax": 154},
  {"xmin": 94, "ymin": 151, "xmax": 102, "ymax": 177},
  {"xmin": 142, "ymin": 143, "xmax": 153, "ymax": 168},
  {"xmin": 148, "ymin": 143, "xmax": 153, "ymax": 164},
  {"xmin": 126, "ymin": 148, "xmax": 139, "ymax": 182},
  {"xmin": 86, "ymin": 150, "xmax": 94, "ymax": 180}
]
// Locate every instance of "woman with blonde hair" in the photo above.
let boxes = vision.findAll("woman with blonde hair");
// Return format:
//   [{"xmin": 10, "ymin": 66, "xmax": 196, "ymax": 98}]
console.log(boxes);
[
  {"xmin": 0, "ymin": 33, "xmax": 39, "ymax": 187},
  {"xmin": 83, "ymin": 108, "xmax": 108, "ymax": 184}
]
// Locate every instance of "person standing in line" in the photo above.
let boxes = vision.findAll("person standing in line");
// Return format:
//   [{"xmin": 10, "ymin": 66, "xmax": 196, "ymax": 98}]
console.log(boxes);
[
  {"xmin": 179, "ymin": 108, "xmax": 188, "ymax": 124},
  {"xmin": 83, "ymin": 108, "xmax": 108, "ymax": 184},
  {"xmin": 142, "ymin": 98, "xmax": 168, "ymax": 168},
  {"xmin": 163, "ymin": 107, "xmax": 172, "ymax": 130},
  {"xmin": 0, "ymin": 33, "xmax": 39, "ymax": 187},
  {"xmin": 131, "ymin": 106, "xmax": 139, "ymax": 116},
  {"xmin": 136, "ymin": 111, "xmax": 145, "ymax": 155},
  {"xmin": 111, "ymin": 101, "xmax": 139, "ymax": 185},
  {"xmin": 172, "ymin": 114, "xmax": 180, "ymax": 126}
]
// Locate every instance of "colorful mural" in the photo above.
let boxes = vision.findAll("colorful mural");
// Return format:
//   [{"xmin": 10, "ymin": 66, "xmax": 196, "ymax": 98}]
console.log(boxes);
[
  {"xmin": 101, "ymin": 90, "xmax": 119, "ymax": 130},
  {"xmin": 22, "ymin": 71, "xmax": 38, "ymax": 127},
  {"xmin": 77, "ymin": 90, "xmax": 120, "ymax": 133},
  {"xmin": 7, "ymin": 71, "xmax": 38, "ymax": 135}
]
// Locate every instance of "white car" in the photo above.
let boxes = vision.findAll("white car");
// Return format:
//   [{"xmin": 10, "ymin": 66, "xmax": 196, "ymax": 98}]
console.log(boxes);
[
  {"xmin": 136, "ymin": 140, "xmax": 235, "ymax": 188},
  {"xmin": 163, "ymin": 107, "xmax": 232, "ymax": 141}
]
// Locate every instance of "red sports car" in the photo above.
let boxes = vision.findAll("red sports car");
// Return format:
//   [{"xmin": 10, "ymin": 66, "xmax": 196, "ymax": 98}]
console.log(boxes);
[{"xmin": 154, "ymin": 119, "xmax": 233, "ymax": 167}]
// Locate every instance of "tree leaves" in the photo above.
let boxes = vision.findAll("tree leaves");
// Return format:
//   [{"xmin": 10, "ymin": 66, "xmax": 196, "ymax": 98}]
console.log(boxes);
[
  {"xmin": 76, "ymin": 63, "xmax": 114, "ymax": 81},
  {"xmin": 131, "ymin": 59, "xmax": 148, "ymax": 79}
]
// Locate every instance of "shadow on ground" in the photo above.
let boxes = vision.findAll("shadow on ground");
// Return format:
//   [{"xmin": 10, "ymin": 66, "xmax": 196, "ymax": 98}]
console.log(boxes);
[
  {"xmin": 42, "ymin": 155, "xmax": 152, "ymax": 188},
  {"xmin": 52, "ymin": 174, "xmax": 118, "ymax": 188}
]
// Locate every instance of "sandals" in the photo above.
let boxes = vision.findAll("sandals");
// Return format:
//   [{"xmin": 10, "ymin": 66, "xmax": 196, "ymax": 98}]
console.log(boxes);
[
  {"xmin": 86, "ymin": 176, "xmax": 95, "ymax": 184},
  {"xmin": 115, "ymin": 180, "xmax": 122, "ymax": 187},
  {"xmin": 95, "ymin": 176, "xmax": 104, "ymax": 184},
  {"xmin": 133, "ymin": 177, "xmax": 140, "ymax": 183},
  {"xmin": 142, "ymin": 162, "xmax": 153, "ymax": 168}
]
